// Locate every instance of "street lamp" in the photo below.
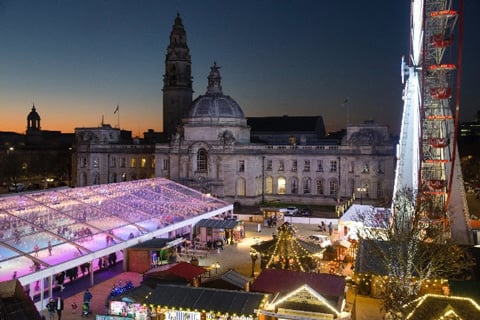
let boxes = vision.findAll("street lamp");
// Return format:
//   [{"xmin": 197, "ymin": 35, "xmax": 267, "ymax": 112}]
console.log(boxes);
[
  {"xmin": 249, "ymin": 250, "xmax": 258, "ymax": 277},
  {"xmin": 357, "ymin": 186, "xmax": 367, "ymax": 205},
  {"xmin": 211, "ymin": 261, "xmax": 220, "ymax": 274}
]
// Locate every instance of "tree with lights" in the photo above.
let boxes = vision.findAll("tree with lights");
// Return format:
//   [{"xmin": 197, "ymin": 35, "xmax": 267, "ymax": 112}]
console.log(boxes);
[{"xmin": 356, "ymin": 188, "xmax": 474, "ymax": 320}]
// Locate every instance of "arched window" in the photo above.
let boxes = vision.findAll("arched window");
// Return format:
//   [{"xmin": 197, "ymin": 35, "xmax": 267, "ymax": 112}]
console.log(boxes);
[
  {"xmin": 329, "ymin": 178, "xmax": 338, "ymax": 197},
  {"xmin": 265, "ymin": 176, "xmax": 273, "ymax": 194},
  {"xmin": 277, "ymin": 177, "xmax": 286, "ymax": 194},
  {"xmin": 316, "ymin": 178, "xmax": 324, "ymax": 195},
  {"xmin": 303, "ymin": 177, "xmax": 311, "ymax": 194},
  {"xmin": 236, "ymin": 178, "xmax": 246, "ymax": 196},
  {"xmin": 290, "ymin": 177, "xmax": 298, "ymax": 194},
  {"xmin": 197, "ymin": 148, "xmax": 208, "ymax": 172}
]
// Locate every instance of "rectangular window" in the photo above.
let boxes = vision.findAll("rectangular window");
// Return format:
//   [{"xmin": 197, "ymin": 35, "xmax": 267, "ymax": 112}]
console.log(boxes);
[
  {"xmin": 140, "ymin": 157, "xmax": 147, "ymax": 168},
  {"xmin": 81, "ymin": 158, "xmax": 87, "ymax": 168},
  {"xmin": 110, "ymin": 156, "xmax": 116, "ymax": 168},
  {"xmin": 120, "ymin": 158, "xmax": 126, "ymax": 168},
  {"xmin": 266, "ymin": 159, "xmax": 272, "ymax": 171},
  {"xmin": 304, "ymin": 160, "xmax": 310, "ymax": 172},
  {"xmin": 93, "ymin": 157, "xmax": 99, "ymax": 168},
  {"xmin": 291, "ymin": 160, "xmax": 297, "ymax": 172},
  {"xmin": 278, "ymin": 160, "xmax": 285, "ymax": 171},
  {"xmin": 377, "ymin": 181, "xmax": 384, "ymax": 197},
  {"xmin": 330, "ymin": 160, "xmax": 337, "ymax": 172},
  {"xmin": 349, "ymin": 161, "xmax": 354, "ymax": 173},
  {"xmin": 130, "ymin": 157, "xmax": 137, "ymax": 168},
  {"xmin": 163, "ymin": 159, "xmax": 169, "ymax": 170},
  {"xmin": 317, "ymin": 160, "xmax": 323, "ymax": 172},
  {"xmin": 378, "ymin": 161, "xmax": 384, "ymax": 174},
  {"xmin": 238, "ymin": 160, "xmax": 245, "ymax": 172}
]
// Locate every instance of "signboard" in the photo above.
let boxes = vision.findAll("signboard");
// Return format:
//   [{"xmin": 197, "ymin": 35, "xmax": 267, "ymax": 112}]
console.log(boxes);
[{"xmin": 96, "ymin": 315, "xmax": 133, "ymax": 320}]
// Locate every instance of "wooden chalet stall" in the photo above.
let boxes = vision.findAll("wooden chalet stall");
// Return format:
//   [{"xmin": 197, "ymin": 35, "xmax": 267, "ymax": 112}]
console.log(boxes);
[
  {"xmin": 108, "ymin": 284, "xmax": 268, "ymax": 320},
  {"xmin": 194, "ymin": 219, "xmax": 245, "ymax": 249},
  {"xmin": 251, "ymin": 269, "xmax": 350, "ymax": 319},
  {"xmin": 126, "ymin": 238, "xmax": 186, "ymax": 273}
]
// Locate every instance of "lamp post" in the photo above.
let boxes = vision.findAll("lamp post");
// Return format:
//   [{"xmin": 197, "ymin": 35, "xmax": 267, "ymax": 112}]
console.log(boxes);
[
  {"xmin": 357, "ymin": 187, "xmax": 367, "ymax": 205},
  {"xmin": 249, "ymin": 251, "xmax": 258, "ymax": 277},
  {"xmin": 211, "ymin": 261, "xmax": 220, "ymax": 274}
]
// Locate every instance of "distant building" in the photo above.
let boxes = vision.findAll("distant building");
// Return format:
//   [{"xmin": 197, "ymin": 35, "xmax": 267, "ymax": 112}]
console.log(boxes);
[
  {"xmin": 73, "ymin": 14, "xmax": 397, "ymax": 207},
  {"xmin": 0, "ymin": 105, "xmax": 74, "ymax": 187}
]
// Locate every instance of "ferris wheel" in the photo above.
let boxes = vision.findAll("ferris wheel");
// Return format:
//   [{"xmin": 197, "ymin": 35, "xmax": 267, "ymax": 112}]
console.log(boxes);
[{"xmin": 393, "ymin": 0, "xmax": 472, "ymax": 244}]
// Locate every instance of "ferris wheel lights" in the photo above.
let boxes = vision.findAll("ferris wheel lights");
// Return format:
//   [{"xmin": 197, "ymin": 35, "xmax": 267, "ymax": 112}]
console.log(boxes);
[
  {"xmin": 427, "ymin": 64, "xmax": 456, "ymax": 71},
  {"xmin": 430, "ymin": 10, "xmax": 457, "ymax": 18}
]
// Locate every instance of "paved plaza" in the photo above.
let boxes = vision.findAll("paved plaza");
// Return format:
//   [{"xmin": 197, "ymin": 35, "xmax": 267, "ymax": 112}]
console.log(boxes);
[{"xmin": 38, "ymin": 220, "xmax": 338, "ymax": 319}]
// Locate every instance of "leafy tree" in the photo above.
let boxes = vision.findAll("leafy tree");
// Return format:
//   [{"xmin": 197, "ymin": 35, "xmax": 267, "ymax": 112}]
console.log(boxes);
[{"xmin": 358, "ymin": 188, "xmax": 474, "ymax": 319}]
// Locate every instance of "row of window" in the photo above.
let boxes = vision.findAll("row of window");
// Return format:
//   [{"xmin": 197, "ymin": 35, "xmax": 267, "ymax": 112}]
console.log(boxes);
[
  {"xmin": 236, "ymin": 176, "xmax": 384, "ymax": 198},
  {"xmin": 264, "ymin": 159, "xmax": 384, "ymax": 174},
  {"xmin": 79, "ymin": 156, "xmax": 154, "ymax": 169}
]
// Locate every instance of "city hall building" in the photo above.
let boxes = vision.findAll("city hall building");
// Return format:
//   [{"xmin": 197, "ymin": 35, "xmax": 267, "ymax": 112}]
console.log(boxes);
[{"xmin": 73, "ymin": 14, "xmax": 396, "ymax": 207}]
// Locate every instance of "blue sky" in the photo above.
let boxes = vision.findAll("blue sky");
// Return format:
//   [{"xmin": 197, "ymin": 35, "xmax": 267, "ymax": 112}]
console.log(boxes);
[{"xmin": 0, "ymin": 0, "xmax": 479, "ymax": 135}]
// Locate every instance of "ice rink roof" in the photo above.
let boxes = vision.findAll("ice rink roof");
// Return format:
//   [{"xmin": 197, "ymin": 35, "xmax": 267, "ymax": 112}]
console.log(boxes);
[{"xmin": 0, "ymin": 178, "xmax": 232, "ymax": 284}]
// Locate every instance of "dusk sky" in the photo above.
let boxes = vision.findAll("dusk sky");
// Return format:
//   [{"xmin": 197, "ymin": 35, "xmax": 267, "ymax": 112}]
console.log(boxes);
[{"xmin": 1, "ymin": 0, "xmax": 479, "ymax": 136}]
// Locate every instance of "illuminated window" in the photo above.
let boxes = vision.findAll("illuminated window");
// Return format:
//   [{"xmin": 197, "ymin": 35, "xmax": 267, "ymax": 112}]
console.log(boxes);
[
  {"xmin": 130, "ymin": 157, "xmax": 137, "ymax": 168},
  {"xmin": 140, "ymin": 157, "xmax": 147, "ymax": 168},
  {"xmin": 265, "ymin": 176, "xmax": 273, "ymax": 194},
  {"xmin": 277, "ymin": 177, "xmax": 286, "ymax": 194}
]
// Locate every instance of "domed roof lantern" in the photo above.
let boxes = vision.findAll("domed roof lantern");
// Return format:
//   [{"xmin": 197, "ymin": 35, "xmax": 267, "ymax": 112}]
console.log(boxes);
[
  {"xmin": 207, "ymin": 62, "xmax": 222, "ymax": 95},
  {"xmin": 27, "ymin": 104, "xmax": 41, "ymax": 121}
]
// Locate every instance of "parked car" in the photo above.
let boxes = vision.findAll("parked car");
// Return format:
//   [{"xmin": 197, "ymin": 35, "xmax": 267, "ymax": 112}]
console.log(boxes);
[
  {"xmin": 300, "ymin": 208, "xmax": 312, "ymax": 216},
  {"xmin": 8, "ymin": 183, "xmax": 25, "ymax": 192},
  {"xmin": 284, "ymin": 207, "xmax": 299, "ymax": 216},
  {"xmin": 308, "ymin": 234, "xmax": 332, "ymax": 248}
]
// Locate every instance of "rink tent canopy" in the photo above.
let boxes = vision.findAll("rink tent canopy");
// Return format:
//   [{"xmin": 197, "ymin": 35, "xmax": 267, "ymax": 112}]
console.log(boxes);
[{"xmin": 0, "ymin": 178, "xmax": 231, "ymax": 283}]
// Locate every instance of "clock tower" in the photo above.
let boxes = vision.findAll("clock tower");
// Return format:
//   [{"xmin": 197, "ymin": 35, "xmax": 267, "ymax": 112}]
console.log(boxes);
[{"xmin": 162, "ymin": 13, "xmax": 193, "ymax": 139}]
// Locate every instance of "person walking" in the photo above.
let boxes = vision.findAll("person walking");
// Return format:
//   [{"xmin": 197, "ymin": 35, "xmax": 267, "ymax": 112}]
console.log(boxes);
[
  {"xmin": 328, "ymin": 222, "xmax": 333, "ymax": 236},
  {"xmin": 46, "ymin": 298, "xmax": 56, "ymax": 320},
  {"xmin": 47, "ymin": 241, "xmax": 52, "ymax": 256},
  {"xmin": 56, "ymin": 296, "xmax": 64, "ymax": 320}
]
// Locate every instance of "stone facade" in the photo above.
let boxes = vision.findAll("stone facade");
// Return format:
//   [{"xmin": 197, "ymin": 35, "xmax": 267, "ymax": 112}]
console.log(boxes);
[
  {"xmin": 72, "ymin": 14, "xmax": 396, "ymax": 207},
  {"xmin": 73, "ymin": 125, "xmax": 155, "ymax": 186}
]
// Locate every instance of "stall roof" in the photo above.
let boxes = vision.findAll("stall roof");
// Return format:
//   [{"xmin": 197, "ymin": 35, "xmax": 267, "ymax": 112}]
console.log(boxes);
[
  {"xmin": 145, "ymin": 284, "xmax": 267, "ymax": 316},
  {"xmin": 0, "ymin": 178, "xmax": 231, "ymax": 284},
  {"xmin": 144, "ymin": 262, "xmax": 206, "ymax": 281},
  {"xmin": 195, "ymin": 219, "xmax": 240, "ymax": 229},
  {"xmin": 251, "ymin": 269, "xmax": 346, "ymax": 298}
]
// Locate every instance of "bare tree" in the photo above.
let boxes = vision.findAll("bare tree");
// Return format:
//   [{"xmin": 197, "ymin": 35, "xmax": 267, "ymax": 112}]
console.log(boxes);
[{"xmin": 356, "ymin": 188, "xmax": 474, "ymax": 319}]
